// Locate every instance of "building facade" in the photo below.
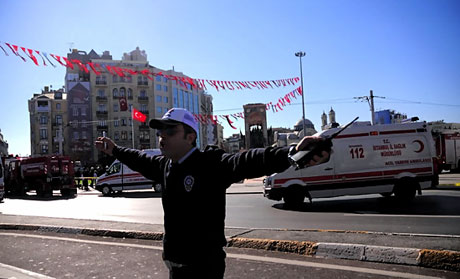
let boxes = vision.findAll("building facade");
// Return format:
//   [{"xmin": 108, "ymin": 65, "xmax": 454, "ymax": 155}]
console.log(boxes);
[
  {"xmin": 0, "ymin": 129, "xmax": 8, "ymax": 157},
  {"xmin": 63, "ymin": 47, "xmax": 209, "ymax": 165},
  {"xmin": 28, "ymin": 86, "xmax": 68, "ymax": 156}
]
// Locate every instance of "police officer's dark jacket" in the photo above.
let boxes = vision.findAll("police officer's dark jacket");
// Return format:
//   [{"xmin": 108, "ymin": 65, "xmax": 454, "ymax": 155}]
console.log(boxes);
[{"xmin": 113, "ymin": 145, "xmax": 291, "ymax": 264}]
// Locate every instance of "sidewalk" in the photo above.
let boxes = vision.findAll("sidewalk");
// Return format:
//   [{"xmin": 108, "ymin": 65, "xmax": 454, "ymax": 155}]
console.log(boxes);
[{"xmin": 0, "ymin": 213, "xmax": 459, "ymax": 272}]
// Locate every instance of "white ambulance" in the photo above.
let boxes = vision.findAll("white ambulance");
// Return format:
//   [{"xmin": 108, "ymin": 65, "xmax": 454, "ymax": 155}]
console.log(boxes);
[
  {"xmin": 95, "ymin": 149, "xmax": 162, "ymax": 196},
  {"xmin": 264, "ymin": 122, "xmax": 439, "ymax": 206}
]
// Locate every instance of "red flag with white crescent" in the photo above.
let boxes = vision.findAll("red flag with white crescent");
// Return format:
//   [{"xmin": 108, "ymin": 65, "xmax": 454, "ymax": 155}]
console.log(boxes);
[{"xmin": 132, "ymin": 108, "xmax": 147, "ymax": 122}]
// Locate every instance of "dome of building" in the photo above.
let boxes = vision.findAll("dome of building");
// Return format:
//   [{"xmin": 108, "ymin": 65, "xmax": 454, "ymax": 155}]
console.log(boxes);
[{"xmin": 294, "ymin": 118, "xmax": 315, "ymax": 131}]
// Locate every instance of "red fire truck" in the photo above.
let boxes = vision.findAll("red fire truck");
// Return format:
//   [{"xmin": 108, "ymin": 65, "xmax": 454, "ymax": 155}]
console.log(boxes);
[{"xmin": 3, "ymin": 155, "xmax": 77, "ymax": 197}]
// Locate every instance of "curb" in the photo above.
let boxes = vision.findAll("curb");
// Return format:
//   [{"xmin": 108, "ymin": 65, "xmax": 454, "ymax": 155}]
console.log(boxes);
[{"xmin": 1, "ymin": 223, "xmax": 459, "ymax": 272}]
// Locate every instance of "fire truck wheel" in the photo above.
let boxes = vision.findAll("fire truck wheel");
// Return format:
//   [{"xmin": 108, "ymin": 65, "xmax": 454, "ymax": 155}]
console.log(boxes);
[
  {"xmin": 283, "ymin": 185, "xmax": 305, "ymax": 208},
  {"xmin": 394, "ymin": 179, "xmax": 417, "ymax": 201},
  {"xmin": 102, "ymin": 185, "xmax": 112, "ymax": 196},
  {"xmin": 61, "ymin": 189, "xmax": 72, "ymax": 197},
  {"xmin": 153, "ymin": 183, "xmax": 162, "ymax": 193}
]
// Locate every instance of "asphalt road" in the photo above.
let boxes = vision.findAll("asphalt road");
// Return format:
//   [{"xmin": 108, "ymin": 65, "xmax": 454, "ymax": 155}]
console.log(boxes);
[
  {"xmin": 1, "ymin": 173, "xmax": 459, "ymax": 236},
  {"xmin": 1, "ymin": 230, "xmax": 458, "ymax": 279}
]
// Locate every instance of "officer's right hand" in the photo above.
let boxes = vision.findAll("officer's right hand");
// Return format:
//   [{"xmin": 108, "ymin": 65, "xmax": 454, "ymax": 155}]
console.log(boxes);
[{"xmin": 95, "ymin": 137, "xmax": 115, "ymax": 156}]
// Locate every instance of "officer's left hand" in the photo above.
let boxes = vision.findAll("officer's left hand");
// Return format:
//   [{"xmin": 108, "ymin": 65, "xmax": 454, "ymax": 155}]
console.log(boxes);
[{"xmin": 295, "ymin": 136, "xmax": 331, "ymax": 166}]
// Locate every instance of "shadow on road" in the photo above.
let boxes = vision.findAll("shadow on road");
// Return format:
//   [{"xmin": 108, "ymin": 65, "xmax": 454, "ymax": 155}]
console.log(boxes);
[
  {"xmin": 5, "ymin": 193, "xmax": 76, "ymax": 201},
  {"xmin": 273, "ymin": 194, "xmax": 460, "ymax": 216},
  {"xmin": 100, "ymin": 191, "xmax": 161, "ymax": 199}
]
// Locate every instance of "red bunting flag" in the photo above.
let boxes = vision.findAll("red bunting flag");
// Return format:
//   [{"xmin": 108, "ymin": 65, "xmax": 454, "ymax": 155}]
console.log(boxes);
[{"xmin": 132, "ymin": 108, "xmax": 147, "ymax": 122}]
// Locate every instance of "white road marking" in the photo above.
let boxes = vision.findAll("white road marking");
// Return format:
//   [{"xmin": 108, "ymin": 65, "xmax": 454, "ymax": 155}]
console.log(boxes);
[
  {"xmin": 0, "ymin": 262, "xmax": 55, "ymax": 279},
  {"xmin": 0, "ymin": 232, "xmax": 442, "ymax": 279},
  {"xmin": 344, "ymin": 213, "xmax": 460, "ymax": 218}
]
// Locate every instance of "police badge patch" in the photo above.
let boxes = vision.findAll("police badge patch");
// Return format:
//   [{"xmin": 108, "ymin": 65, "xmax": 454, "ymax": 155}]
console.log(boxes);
[{"xmin": 184, "ymin": 175, "xmax": 195, "ymax": 192}]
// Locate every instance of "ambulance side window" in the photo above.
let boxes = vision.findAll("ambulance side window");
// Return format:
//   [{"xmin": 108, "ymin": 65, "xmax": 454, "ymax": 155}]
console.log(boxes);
[{"xmin": 107, "ymin": 163, "xmax": 121, "ymax": 175}]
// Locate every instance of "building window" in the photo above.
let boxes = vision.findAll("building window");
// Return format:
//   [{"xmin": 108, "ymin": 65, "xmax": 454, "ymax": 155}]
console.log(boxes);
[
  {"xmin": 120, "ymin": 76, "xmax": 126, "ymax": 83},
  {"xmin": 98, "ymin": 89, "xmax": 105, "ymax": 97},
  {"xmin": 143, "ymin": 77, "xmax": 148, "ymax": 85},
  {"xmin": 127, "ymin": 76, "xmax": 132, "ymax": 83},
  {"xmin": 184, "ymin": 92, "xmax": 189, "ymax": 110},
  {"xmin": 140, "ymin": 104, "xmax": 148, "ymax": 112},
  {"xmin": 81, "ymin": 107, "xmax": 86, "ymax": 116},
  {"xmin": 164, "ymin": 77, "xmax": 168, "ymax": 83},
  {"xmin": 114, "ymin": 132, "xmax": 120, "ymax": 140},
  {"xmin": 156, "ymin": 95, "xmax": 162, "ymax": 103},
  {"xmin": 73, "ymin": 131, "xmax": 79, "ymax": 140},
  {"xmin": 140, "ymin": 90, "xmax": 147, "ymax": 98},
  {"xmin": 194, "ymin": 95, "xmax": 199, "ymax": 114},
  {"xmin": 157, "ymin": 106, "xmax": 162, "ymax": 114},
  {"xmin": 164, "ymin": 85, "xmax": 168, "ymax": 92},
  {"xmin": 156, "ymin": 84, "xmax": 162, "ymax": 91},
  {"xmin": 40, "ymin": 115, "xmax": 48, "ymax": 124},
  {"xmin": 121, "ymin": 131, "xmax": 128, "ymax": 140},
  {"xmin": 179, "ymin": 90, "xmax": 184, "ymax": 108},
  {"xmin": 129, "ymin": 118, "xmax": 132, "ymax": 127},
  {"xmin": 120, "ymin": 87, "xmax": 126, "ymax": 97},
  {"xmin": 121, "ymin": 118, "xmax": 127, "ymax": 126},
  {"xmin": 112, "ymin": 88, "xmax": 119, "ymax": 98},
  {"xmin": 40, "ymin": 129, "xmax": 47, "ymax": 139},
  {"xmin": 173, "ymin": 88, "xmax": 178, "ymax": 107},
  {"xmin": 140, "ymin": 131, "xmax": 150, "ymax": 140},
  {"xmin": 72, "ymin": 107, "xmax": 78, "ymax": 116},
  {"xmin": 189, "ymin": 93, "xmax": 193, "ymax": 112},
  {"xmin": 113, "ymin": 104, "xmax": 119, "ymax": 112},
  {"xmin": 56, "ymin": 103, "xmax": 61, "ymax": 110},
  {"xmin": 164, "ymin": 96, "xmax": 169, "ymax": 103},
  {"xmin": 114, "ymin": 119, "xmax": 119, "ymax": 127},
  {"xmin": 41, "ymin": 145, "xmax": 48, "ymax": 154},
  {"xmin": 113, "ymin": 75, "xmax": 118, "ymax": 83},
  {"xmin": 98, "ymin": 104, "xmax": 106, "ymax": 112},
  {"xmin": 156, "ymin": 75, "xmax": 161, "ymax": 82},
  {"xmin": 127, "ymin": 88, "xmax": 133, "ymax": 99},
  {"xmin": 82, "ymin": 131, "xmax": 87, "ymax": 139},
  {"xmin": 55, "ymin": 115, "xmax": 62, "ymax": 125}
]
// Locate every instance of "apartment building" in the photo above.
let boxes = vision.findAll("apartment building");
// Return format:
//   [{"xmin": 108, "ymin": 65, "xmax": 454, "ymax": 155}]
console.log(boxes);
[
  {"xmin": 28, "ymin": 86, "xmax": 68, "ymax": 156},
  {"xmin": 63, "ymin": 47, "xmax": 211, "ymax": 165}
]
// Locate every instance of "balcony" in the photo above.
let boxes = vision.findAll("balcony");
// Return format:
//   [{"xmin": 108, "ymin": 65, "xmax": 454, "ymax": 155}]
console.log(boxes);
[
  {"xmin": 137, "ymin": 81, "xmax": 149, "ymax": 87},
  {"xmin": 138, "ymin": 96, "xmax": 149, "ymax": 102},
  {"xmin": 96, "ymin": 96, "xmax": 107, "ymax": 101},
  {"xmin": 97, "ymin": 125, "xmax": 108, "ymax": 130},
  {"xmin": 95, "ymin": 81, "xmax": 107, "ymax": 86},
  {"xmin": 96, "ymin": 110, "xmax": 108, "ymax": 117},
  {"xmin": 139, "ymin": 124, "xmax": 149, "ymax": 130}
]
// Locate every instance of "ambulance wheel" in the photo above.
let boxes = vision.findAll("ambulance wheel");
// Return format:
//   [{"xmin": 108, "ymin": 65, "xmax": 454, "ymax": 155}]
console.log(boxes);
[
  {"xmin": 283, "ymin": 185, "xmax": 305, "ymax": 208},
  {"xmin": 394, "ymin": 179, "xmax": 416, "ymax": 201},
  {"xmin": 153, "ymin": 183, "xmax": 162, "ymax": 193},
  {"xmin": 101, "ymin": 185, "xmax": 112, "ymax": 196}
]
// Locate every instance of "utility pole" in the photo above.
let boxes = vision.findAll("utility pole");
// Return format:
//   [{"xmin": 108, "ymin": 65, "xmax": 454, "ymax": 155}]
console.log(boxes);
[{"xmin": 354, "ymin": 90, "xmax": 385, "ymax": 125}]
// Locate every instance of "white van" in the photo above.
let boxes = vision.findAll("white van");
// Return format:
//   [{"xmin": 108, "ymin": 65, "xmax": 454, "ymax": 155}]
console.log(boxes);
[
  {"xmin": 95, "ymin": 149, "xmax": 161, "ymax": 196},
  {"xmin": 264, "ymin": 122, "xmax": 439, "ymax": 206}
]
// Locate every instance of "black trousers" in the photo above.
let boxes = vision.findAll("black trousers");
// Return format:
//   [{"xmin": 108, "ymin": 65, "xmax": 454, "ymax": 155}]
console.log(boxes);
[{"xmin": 165, "ymin": 258, "xmax": 225, "ymax": 279}]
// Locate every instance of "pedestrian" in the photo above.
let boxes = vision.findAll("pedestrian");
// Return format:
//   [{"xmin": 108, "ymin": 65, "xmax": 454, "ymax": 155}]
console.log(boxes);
[{"xmin": 95, "ymin": 108, "xmax": 329, "ymax": 279}]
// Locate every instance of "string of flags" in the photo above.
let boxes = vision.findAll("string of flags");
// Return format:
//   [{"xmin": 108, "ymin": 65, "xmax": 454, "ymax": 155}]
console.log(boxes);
[
  {"xmin": 0, "ymin": 41, "xmax": 299, "ymax": 91},
  {"xmin": 193, "ymin": 87, "xmax": 302, "ymax": 129},
  {"xmin": 1, "ymin": 40, "xmax": 303, "ymax": 130}
]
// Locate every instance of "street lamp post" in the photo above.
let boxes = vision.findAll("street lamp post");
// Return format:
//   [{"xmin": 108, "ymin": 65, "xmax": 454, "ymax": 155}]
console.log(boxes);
[{"xmin": 295, "ymin": 51, "xmax": 306, "ymax": 134}]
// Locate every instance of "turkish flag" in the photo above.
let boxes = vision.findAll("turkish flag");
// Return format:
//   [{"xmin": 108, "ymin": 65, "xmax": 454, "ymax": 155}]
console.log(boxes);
[
  {"xmin": 132, "ymin": 108, "xmax": 147, "ymax": 122},
  {"xmin": 119, "ymin": 96, "xmax": 128, "ymax": 111}
]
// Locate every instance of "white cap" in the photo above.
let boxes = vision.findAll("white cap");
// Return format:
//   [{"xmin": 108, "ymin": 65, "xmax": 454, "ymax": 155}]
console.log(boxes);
[{"xmin": 149, "ymin": 108, "xmax": 199, "ymax": 134}]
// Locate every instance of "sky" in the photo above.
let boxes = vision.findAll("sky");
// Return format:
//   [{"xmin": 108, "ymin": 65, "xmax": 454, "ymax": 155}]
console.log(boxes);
[{"xmin": 0, "ymin": 0, "xmax": 459, "ymax": 156}]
